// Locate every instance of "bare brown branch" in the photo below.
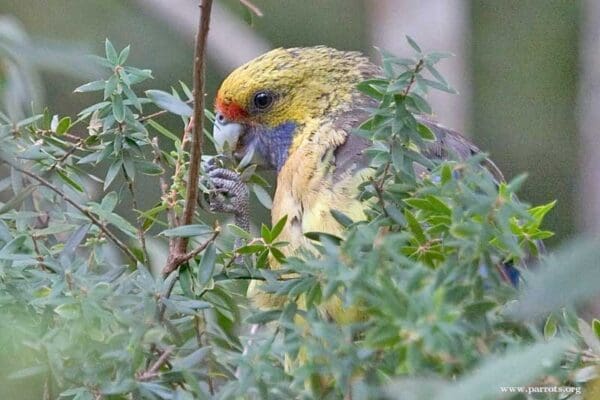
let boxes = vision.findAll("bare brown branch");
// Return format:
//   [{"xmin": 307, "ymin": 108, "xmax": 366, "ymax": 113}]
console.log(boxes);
[{"xmin": 163, "ymin": 0, "xmax": 213, "ymax": 276}]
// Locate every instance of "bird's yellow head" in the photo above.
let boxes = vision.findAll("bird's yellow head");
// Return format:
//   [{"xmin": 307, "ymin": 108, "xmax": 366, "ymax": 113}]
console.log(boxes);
[{"xmin": 213, "ymin": 46, "xmax": 376, "ymax": 171}]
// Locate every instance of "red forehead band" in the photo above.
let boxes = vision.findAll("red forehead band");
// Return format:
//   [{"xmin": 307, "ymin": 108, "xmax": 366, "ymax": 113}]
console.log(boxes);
[{"xmin": 215, "ymin": 95, "xmax": 248, "ymax": 121}]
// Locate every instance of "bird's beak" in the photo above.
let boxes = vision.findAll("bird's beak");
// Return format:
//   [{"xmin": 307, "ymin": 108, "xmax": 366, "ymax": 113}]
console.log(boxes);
[
  {"xmin": 213, "ymin": 112, "xmax": 243, "ymax": 154},
  {"xmin": 213, "ymin": 112, "xmax": 267, "ymax": 167}
]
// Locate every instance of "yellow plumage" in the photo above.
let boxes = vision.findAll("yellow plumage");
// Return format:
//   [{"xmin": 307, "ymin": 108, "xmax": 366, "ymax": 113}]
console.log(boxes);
[
  {"xmin": 213, "ymin": 47, "xmax": 378, "ymax": 321},
  {"xmin": 212, "ymin": 46, "xmax": 490, "ymax": 323}
]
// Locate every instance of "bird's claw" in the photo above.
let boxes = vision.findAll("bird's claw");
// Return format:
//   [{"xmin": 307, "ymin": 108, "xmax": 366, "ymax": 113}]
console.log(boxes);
[{"xmin": 203, "ymin": 165, "xmax": 249, "ymax": 216}]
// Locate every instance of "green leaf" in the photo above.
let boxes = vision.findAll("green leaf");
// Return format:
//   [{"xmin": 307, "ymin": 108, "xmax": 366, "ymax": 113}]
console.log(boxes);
[
  {"xmin": 104, "ymin": 159, "xmax": 122, "ymax": 190},
  {"xmin": 408, "ymin": 93, "xmax": 432, "ymax": 114},
  {"xmin": 78, "ymin": 101, "xmax": 111, "ymax": 117},
  {"xmin": 180, "ymin": 80, "xmax": 193, "ymax": 100},
  {"xmin": 55, "ymin": 116, "xmax": 71, "ymax": 135},
  {"xmin": 252, "ymin": 184, "xmax": 272, "ymax": 209},
  {"xmin": 16, "ymin": 114, "xmax": 43, "ymax": 128},
  {"xmin": 405, "ymin": 210, "xmax": 426, "ymax": 244},
  {"xmin": 246, "ymin": 310, "xmax": 281, "ymax": 324},
  {"xmin": 74, "ymin": 80, "xmax": 105, "ymax": 93},
  {"xmin": 112, "ymin": 94, "xmax": 125, "ymax": 123},
  {"xmin": 237, "ymin": 244, "xmax": 266, "ymax": 254},
  {"xmin": 105, "ymin": 38, "xmax": 118, "ymax": 64},
  {"xmin": 55, "ymin": 303, "xmax": 80, "ymax": 319},
  {"xmin": 122, "ymin": 155, "xmax": 135, "ymax": 180},
  {"xmin": 271, "ymin": 215, "xmax": 288, "ymax": 239},
  {"xmin": 385, "ymin": 204, "xmax": 406, "ymax": 225},
  {"xmin": 269, "ymin": 247, "xmax": 286, "ymax": 263},
  {"xmin": 134, "ymin": 160, "xmax": 163, "ymax": 175},
  {"xmin": 356, "ymin": 79, "xmax": 385, "ymax": 100},
  {"xmin": 419, "ymin": 78, "xmax": 457, "ymax": 94},
  {"xmin": 118, "ymin": 45, "xmax": 130, "ymax": 64},
  {"xmin": 198, "ymin": 243, "xmax": 216, "ymax": 287},
  {"xmin": 145, "ymin": 89, "xmax": 192, "ymax": 117},
  {"xmin": 104, "ymin": 74, "xmax": 118, "ymax": 100},
  {"xmin": 406, "ymin": 35, "xmax": 422, "ymax": 53},
  {"xmin": 227, "ymin": 223, "xmax": 252, "ymax": 240},
  {"xmin": 57, "ymin": 169, "xmax": 84, "ymax": 192},
  {"xmin": 304, "ymin": 231, "xmax": 342, "ymax": 245},
  {"xmin": 441, "ymin": 164, "xmax": 453, "ymax": 184},
  {"xmin": 122, "ymin": 83, "xmax": 142, "ymax": 112},
  {"xmin": 100, "ymin": 192, "xmax": 119, "ymax": 211},
  {"xmin": 256, "ymin": 249, "xmax": 270, "ymax": 268},
  {"xmin": 528, "ymin": 200, "xmax": 556, "ymax": 226},
  {"xmin": 260, "ymin": 224, "xmax": 272, "ymax": 244},
  {"xmin": 464, "ymin": 300, "xmax": 497, "ymax": 318},
  {"xmin": 543, "ymin": 314, "xmax": 557, "ymax": 339},
  {"xmin": 172, "ymin": 348, "xmax": 210, "ymax": 370},
  {"xmin": 578, "ymin": 318, "xmax": 600, "ymax": 354},
  {"xmin": 147, "ymin": 119, "xmax": 180, "ymax": 143},
  {"xmin": 416, "ymin": 123, "xmax": 436, "ymax": 141},
  {"xmin": 593, "ymin": 319, "xmax": 600, "ymax": 340},
  {"xmin": 161, "ymin": 224, "xmax": 213, "ymax": 238}
]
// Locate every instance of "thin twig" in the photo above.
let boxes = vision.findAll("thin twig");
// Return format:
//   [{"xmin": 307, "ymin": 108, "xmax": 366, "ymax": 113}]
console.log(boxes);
[
  {"xmin": 124, "ymin": 170, "xmax": 149, "ymax": 263},
  {"xmin": 182, "ymin": 227, "xmax": 219, "ymax": 262},
  {"xmin": 138, "ymin": 109, "xmax": 170, "ymax": 123},
  {"xmin": 163, "ymin": 0, "xmax": 213, "ymax": 276},
  {"xmin": 194, "ymin": 314, "xmax": 214, "ymax": 395},
  {"xmin": 158, "ymin": 229, "xmax": 219, "ymax": 320},
  {"xmin": 3, "ymin": 160, "xmax": 138, "ymax": 263},
  {"xmin": 136, "ymin": 347, "xmax": 174, "ymax": 381},
  {"xmin": 151, "ymin": 137, "xmax": 177, "ymax": 230},
  {"xmin": 164, "ymin": 228, "xmax": 219, "ymax": 280},
  {"xmin": 31, "ymin": 234, "xmax": 48, "ymax": 271},
  {"xmin": 402, "ymin": 58, "xmax": 424, "ymax": 97},
  {"xmin": 138, "ymin": 99, "xmax": 193, "ymax": 123},
  {"xmin": 49, "ymin": 137, "xmax": 85, "ymax": 172}
]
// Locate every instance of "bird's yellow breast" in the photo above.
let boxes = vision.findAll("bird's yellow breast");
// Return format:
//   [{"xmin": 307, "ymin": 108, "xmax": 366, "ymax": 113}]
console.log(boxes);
[{"xmin": 270, "ymin": 120, "xmax": 367, "ymax": 254}]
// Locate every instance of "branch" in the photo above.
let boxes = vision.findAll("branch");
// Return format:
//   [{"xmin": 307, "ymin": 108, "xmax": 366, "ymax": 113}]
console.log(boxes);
[
  {"xmin": 124, "ymin": 169, "xmax": 149, "ymax": 263},
  {"xmin": 402, "ymin": 58, "xmax": 424, "ymax": 97},
  {"xmin": 136, "ymin": 347, "xmax": 173, "ymax": 381},
  {"xmin": 163, "ymin": 0, "xmax": 213, "ymax": 276},
  {"xmin": 183, "ymin": 0, "xmax": 212, "ymax": 230},
  {"xmin": 3, "ymin": 160, "xmax": 138, "ymax": 263},
  {"xmin": 158, "ymin": 229, "xmax": 219, "ymax": 320},
  {"xmin": 150, "ymin": 137, "xmax": 176, "ymax": 229},
  {"xmin": 138, "ymin": 99, "xmax": 193, "ymax": 123},
  {"xmin": 167, "ymin": 228, "xmax": 219, "ymax": 272}
]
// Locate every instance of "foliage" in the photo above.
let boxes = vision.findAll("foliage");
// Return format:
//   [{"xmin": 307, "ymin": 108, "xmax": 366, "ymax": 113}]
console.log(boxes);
[{"xmin": 0, "ymin": 35, "xmax": 598, "ymax": 400}]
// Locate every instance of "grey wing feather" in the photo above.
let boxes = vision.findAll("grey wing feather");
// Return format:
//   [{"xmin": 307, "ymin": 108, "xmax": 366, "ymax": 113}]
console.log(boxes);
[
  {"xmin": 419, "ymin": 117, "xmax": 505, "ymax": 183},
  {"xmin": 331, "ymin": 114, "xmax": 505, "ymax": 184}
]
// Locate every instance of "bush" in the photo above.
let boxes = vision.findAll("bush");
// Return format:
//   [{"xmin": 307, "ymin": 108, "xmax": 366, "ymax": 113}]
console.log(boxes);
[{"xmin": 0, "ymin": 31, "xmax": 598, "ymax": 400}]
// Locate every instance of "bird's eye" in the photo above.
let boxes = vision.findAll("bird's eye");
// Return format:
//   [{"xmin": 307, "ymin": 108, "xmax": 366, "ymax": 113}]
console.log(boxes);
[{"xmin": 253, "ymin": 91, "xmax": 274, "ymax": 111}]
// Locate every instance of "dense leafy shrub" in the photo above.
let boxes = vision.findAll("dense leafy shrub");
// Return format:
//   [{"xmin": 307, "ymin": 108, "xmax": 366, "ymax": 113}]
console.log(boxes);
[{"xmin": 0, "ymin": 34, "xmax": 598, "ymax": 400}]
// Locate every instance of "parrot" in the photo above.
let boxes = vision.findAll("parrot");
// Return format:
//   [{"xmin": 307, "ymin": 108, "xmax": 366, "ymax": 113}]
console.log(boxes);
[{"xmin": 205, "ymin": 46, "xmax": 507, "ymax": 318}]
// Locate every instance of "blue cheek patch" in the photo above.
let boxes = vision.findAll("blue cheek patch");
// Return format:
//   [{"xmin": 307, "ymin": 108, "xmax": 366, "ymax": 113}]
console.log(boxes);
[{"xmin": 254, "ymin": 122, "xmax": 296, "ymax": 172}]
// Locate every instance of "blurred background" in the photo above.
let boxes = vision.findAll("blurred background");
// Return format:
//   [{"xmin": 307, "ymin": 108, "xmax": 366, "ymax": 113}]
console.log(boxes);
[{"xmin": 0, "ymin": 0, "xmax": 595, "ymax": 246}]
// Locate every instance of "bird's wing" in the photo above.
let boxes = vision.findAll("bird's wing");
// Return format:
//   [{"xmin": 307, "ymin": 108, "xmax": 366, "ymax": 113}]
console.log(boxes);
[
  {"xmin": 419, "ymin": 117, "xmax": 505, "ymax": 183},
  {"xmin": 330, "ymin": 114, "xmax": 505, "ymax": 184}
]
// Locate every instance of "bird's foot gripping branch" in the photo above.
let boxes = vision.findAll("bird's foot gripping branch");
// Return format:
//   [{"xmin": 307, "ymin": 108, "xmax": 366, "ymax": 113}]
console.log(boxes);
[{"xmin": 0, "ymin": 18, "xmax": 599, "ymax": 400}]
